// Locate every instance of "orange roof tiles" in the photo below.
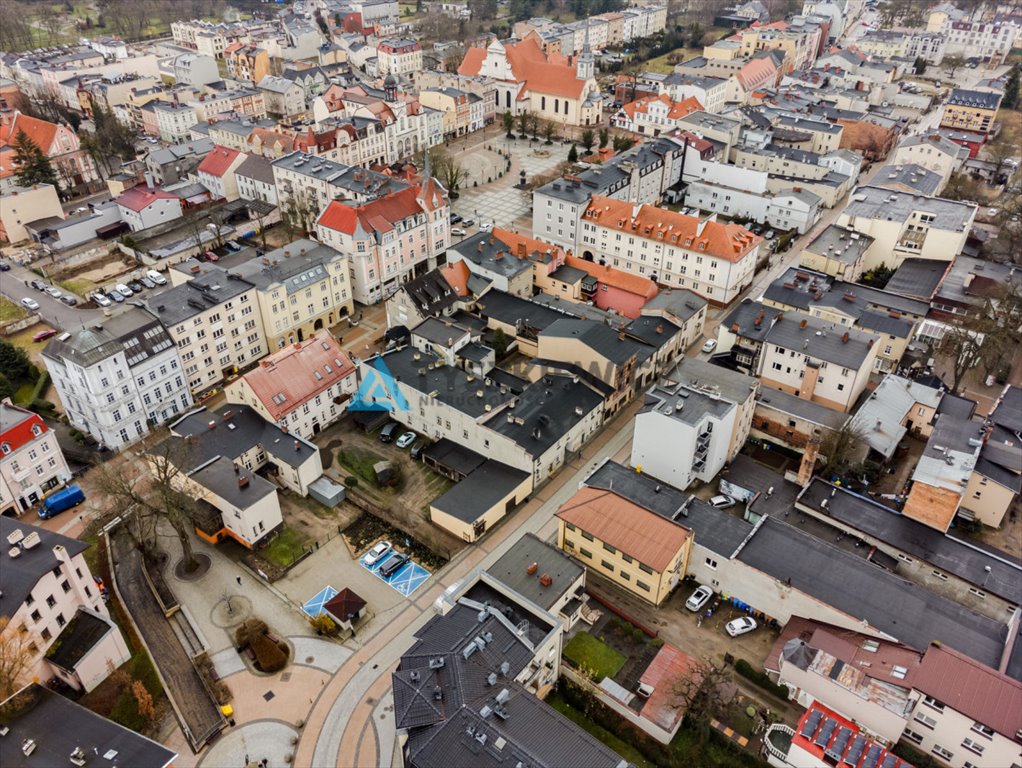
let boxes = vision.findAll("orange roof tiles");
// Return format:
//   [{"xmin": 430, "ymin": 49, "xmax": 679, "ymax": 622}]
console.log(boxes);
[
  {"xmin": 240, "ymin": 331, "xmax": 356, "ymax": 421},
  {"xmin": 0, "ymin": 112, "xmax": 60, "ymax": 156},
  {"xmin": 491, "ymin": 227, "xmax": 562, "ymax": 261},
  {"xmin": 902, "ymin": 483, "xmax": 960, "ymax": 531},
  {"xmin": 317, "ymin": 184, "xmax": 444, "ymax": 237},
  {"xmin": 582, "ymin": 195, "xmax": 762, "ymax": 263},
  {"xmin": 639, "ymin": 643, "xmax": 698, "ymax": 732},
  {"xmin": 438, "ymin": 260, "xmax": 471, "ymax": 297},
  {"xmin": 556, "ymin": 486, "xmax": 690, "ymax": 572},
  {"xmin": 458, "ymin": 38, "xmax": 587, "ymax": 99},
  {"xmin": 620, "ymin": 94, "xmax": 703, "ymax": 121},
  {"xmin": 196, "ymin": 145, "xmax": 242, "ymax": 177},
  {"xmin": 565, "ymin": 255, "xmax": 658, "ymax": 299}
]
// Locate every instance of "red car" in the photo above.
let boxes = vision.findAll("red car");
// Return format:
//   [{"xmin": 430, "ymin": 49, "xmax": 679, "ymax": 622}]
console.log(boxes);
[{"xmin": 32, "ymin": 328, "xmax": 58, "ymax": 342}]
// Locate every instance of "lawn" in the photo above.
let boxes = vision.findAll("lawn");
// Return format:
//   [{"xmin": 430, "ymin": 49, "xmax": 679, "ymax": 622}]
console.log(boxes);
[
  {"xmin": 262, "ymin": 526, "xmax": 310, "ymax": 568},
  {"xmin": 0, "ymin": 296, "xmax": 27, "ymax": 323},
  {"xmin": 546, "ymin": 691, "xmax": 656, "ymax": 768},
  {"xmin": 563, "ymin": 632, "xmax": 627, "ymax": 681},
  {"xmin": 58, "ymin": 276, "xmax": 98, "ymax": 297}
]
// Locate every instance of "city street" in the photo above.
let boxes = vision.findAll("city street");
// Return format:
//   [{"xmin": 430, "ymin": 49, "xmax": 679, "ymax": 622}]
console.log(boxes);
[{"xmin": 1, "ymin": 259, "xmax": 105, "ymax": 332}]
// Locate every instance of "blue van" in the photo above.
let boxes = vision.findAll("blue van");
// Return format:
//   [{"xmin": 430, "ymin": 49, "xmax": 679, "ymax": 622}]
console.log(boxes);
[{"xmin": 39, "ymin": 485, "xmax": 85, "ymax": 519}]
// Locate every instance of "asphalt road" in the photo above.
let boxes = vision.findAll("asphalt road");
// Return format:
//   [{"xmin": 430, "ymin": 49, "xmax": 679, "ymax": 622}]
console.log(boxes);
[{"xmin": 1, "ymin": 260, "xmax": 105, "ymax": 332}]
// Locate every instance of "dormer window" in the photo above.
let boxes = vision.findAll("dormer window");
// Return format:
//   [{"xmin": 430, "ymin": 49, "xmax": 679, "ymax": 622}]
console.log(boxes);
[
  {"xmin": 31, "ymin": 424, "xmax": 42, "ymax": 437},
  {"xmin": 1, "ymin": 443, "xmax": 9, "ymax": 455}
]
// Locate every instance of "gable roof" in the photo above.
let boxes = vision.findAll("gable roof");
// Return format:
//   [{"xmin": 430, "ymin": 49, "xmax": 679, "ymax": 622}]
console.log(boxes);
[
  {"xmin": 620, "ymin": 93, "xmax": 703, "ymax": 121},
  {"xmin": 555, "ymin": 486, "xmax": 691, "ymax": 572},
  {"xmin": 458, "ymin": 37, "xmax": 588, "ymax": 99},
  {"xmin": 196, "ymin": 145, "xmax": 243, "ymax": 177},
  {"xmin": 0, "ymin": 111, "xmax": 61, "ymax": 154},
  {"xmin": 0, "ymin": 401, "xmax": 50, "ymax": 454},
  {"xmin": 0, "ymin": 518, "xmax": 89, "ymax": 616},
  {"xmin": 317, "ymin": 184, "xmax": 437, "ymax": 237},
  {"xmin": 116, "ymin": 185, "xmax": 179, "ymax": 212}
]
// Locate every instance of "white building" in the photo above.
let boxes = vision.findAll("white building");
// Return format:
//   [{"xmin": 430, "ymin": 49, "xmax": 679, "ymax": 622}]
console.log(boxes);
[
  {"xmin": 577, "ymin": 195, "xmax": 762, "ymax": 305},
  {"xmin": 225, "ymin": 331, "xmax": 357, "ymax": 439},
  {"xmin": 195, "ymin": 145, "xmax": 247, "ymax": 202},
  {"xmin": 114, "ymin": 185, "xmax": 183, "ymax": 232},
  {"xmin": 152, "ymin": 102, "xmax": 199, "ymax": 143},
  {"xmin": 0, "ymin": 401, "xmax": 72, "ymax": 516},
  {"xmin": 938, "ymin": 18, "xmax": 1018, "ymax": 61},
  {"xmin": 257, "ymin": 75, "xmax": 306, "ymax": 117},
  {"xmin": 376, "ymin": 39, "xmax": 423, "ymax": 77},
  {"xmin": 235, "ymin": 153, "xmax": 279, "ymax": 206},
  {"xmin": 42, "ymin": 308, "xmax": 194, "ymax": 450}
]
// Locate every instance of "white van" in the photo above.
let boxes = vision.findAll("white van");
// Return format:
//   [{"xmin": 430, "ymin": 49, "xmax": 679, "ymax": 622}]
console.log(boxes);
[{"xmin": 146, "ymin": 269, "xmax": 167, "ymax": 286}]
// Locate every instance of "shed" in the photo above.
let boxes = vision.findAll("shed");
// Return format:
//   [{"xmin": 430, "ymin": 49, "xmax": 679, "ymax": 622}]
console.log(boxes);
[{"xmin": 324, "ymin": 588, "xmax": 367, "ymax": 631}]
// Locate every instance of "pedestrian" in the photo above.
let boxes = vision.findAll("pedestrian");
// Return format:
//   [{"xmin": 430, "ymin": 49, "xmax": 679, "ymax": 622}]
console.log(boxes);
[
  {"xmin": 245, "ymin": 755, "xmax": 249, "ymax": 766},
  {"xmin": 236, "ymin": 576, "xmax": 242, "ymax": 586}
]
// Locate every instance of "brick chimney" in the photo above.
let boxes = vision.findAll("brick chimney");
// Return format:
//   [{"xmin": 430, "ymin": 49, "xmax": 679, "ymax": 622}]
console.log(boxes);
[{"xmin": 796, "ymin": 433, "xmax": 821, "ymax": 487}]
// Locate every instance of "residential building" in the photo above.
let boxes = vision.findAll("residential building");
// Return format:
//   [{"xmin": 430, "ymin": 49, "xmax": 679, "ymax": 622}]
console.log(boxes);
[
  {"xmin": 940, "ymin": 88, "xmax": 1002, "ymax": 135},
  {"xmin": 225, "ymin": 331, "xmax": 357, "ymax": 439},
  {"xmin": 611, "ymin": 94, "xmax": 704, "ymax": 136},
  {"xmin": 146, "ymin": 267, "xmax": 267, "ymax": 394},
  {"xmin": 391, "ymin": 533, "xmax": 627, "ymax": 768},
  {"xmin": 1, "ymin": 684, "xmax": 176, "ymax": 768},
  {"xmin": 661, "ymin": 73, "xmax": 729, "ymax": 114},
  {"xmin": 0, "ymin": 110, "xmax": 99, "ymax": 191},
  {"xmin": 428, "ymin": 459, "xmax": 533, "ymax": 542},
  {"xmin": 577, "ymin": 195, "xmax": 762, "ymax": 305},
  {"xmin": 42, "ymin": 308, "xmax": 193, "ymax": 450},
  {"xmin": 752, "ymin": 384, "xmax": 848, "ymax": 459},
  {"xmin": 418, "ymin": 87, "xmax": 484, "ymax": 139},
  {"xmin": 145, "ymin": 138, "xmax": 215, "ymax": 185},
  {"xmin": 383, "ymin": 264, "xmax": 471, "ymax": 329},
  {"xmin": 448, "ymin": 227, "xmax": 566, "ymax": 298},
  {"xmin": 716, "ymin": 298, "xmax": 786, "ymax": 373},
  {"xmin": 235, "ymin": 152, "xmax": 279, "ymax": 207},
  {"xmin": 758, "ymin": 315, "xmax": 879, "ymax": 413},
  {"xmin": 870, "ymin": 163, "xmax": 944, "ymax": 197},
  {"xmin": 0, "ymin": 518, "xmax": 130, "ymax": 694},
  {"xmin": 848, "ymin": 375, "xmax": 942, "ymax": 462},
  {"xmin": 377, "ymin": 38, "xmax": 423, "ymax": 77},
  {"xmin": 315, "ymin": 179, "xmax": 450, "ymax": 305},
  {"xmin": 457, "ymin": 37, "xmax": 603, "ymax": 127},
  {"xmin": 225, "ymin": 43, "xmax": 271, "ymax": 84},
  {"xmin": 188, "ymin": 87, "xmax": 266, "ymax": 122},
  {"xmin": 684, "ymin": 177, "xmax": 822, "ymax": 234},
  {"xmin": 271, "ymin": 152, "xmax": 411, "ymax": 212},
  {"xmin": 162, "ymin": 52, "xmax": 220, "ymax": 87},
  {"xmin": 556, "ymin": 485, "xmax": 692, "ymax": 605},
  {"xmin": 961, "ymin": 385, "xmax": 1022, "ymax": 529},
  {"xmin": 836, "ymin": 186, "xmax": 977, "ymax": 270},
  {"xmin": 152, "ymin": 102, "xmax": 200, "ymax": 143},
  {"xmin": 890, "ymin": 134, "xmax": 968, "ymax": 189},
  {"xmin": 115, "ymin": 184, "xmax": 183, "ymax": 231},
  {"xmin": 798, "ymin": 224, "xmax": 875, "ymax": 282},
  {"xmin": 196, "ymin": 145, "xmax": 247, "ymax": 202},
  {"xmin": 257, "ymin": 75, "xmax": 307, "ymax": 118},
  {"xmin": 937, "ymin": 17, "xmax": 1018, "ymax": 62},
  {"xmin": 542, "ymin": 255, "xmax": 660, "ymax": 319},
  {"xmin": 0, "ymin": 183, "xmax": 63, "ymax": 243},
  {"xmin": 0, "ymin": 400, "xmax": 72, "ymax": 516}
]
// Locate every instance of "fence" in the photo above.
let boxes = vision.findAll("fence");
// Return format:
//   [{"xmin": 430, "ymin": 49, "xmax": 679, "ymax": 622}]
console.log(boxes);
[{"xmin": 1, "ymin": 313, "xmax": 40, "ymax": 336}]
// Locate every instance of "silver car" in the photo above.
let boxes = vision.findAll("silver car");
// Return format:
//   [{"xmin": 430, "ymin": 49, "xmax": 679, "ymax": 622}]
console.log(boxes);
[{"xmin": 364, "ymin": 540, "xmax": 393, "ymax": 567}]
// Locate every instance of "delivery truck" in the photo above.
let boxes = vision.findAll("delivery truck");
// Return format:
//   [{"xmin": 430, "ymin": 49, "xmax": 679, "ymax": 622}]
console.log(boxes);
[{"xmin": 38, "ymin": 484, "xmax": 85, "ymax": 519}]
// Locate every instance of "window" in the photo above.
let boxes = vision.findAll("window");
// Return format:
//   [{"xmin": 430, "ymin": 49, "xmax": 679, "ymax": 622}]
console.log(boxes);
[
  {"xmin": 931, "ymin": 745, "xmax": 953, "ymax": 761},
  {"xmin": 961, "ymin": 738, "xmax": 984, "ymax": 755},
  {"xmin": 61, "ymin": 580, "xmax": 70, "ymax": 593},
  {"xmin": 620, "ymin": 572, "xmax": 630, "ymax": 581},
  {"xmin": 914, "ymin": 712, "xmax": 938, "ymax": 730},
  {"xmin": 636, "ymin": 580, "xmax": 651, "ymax": 592},
  {"xmin": 903, "ymin": 728, "xmax": 923, "ymax": 744},
  {"xmin": 621, "ymin": 553, "xmax": 633, "ymax": 564},
  {"xmin": 638, "ymin": 563, "xmax": 653, "ymax": 575},
  {"xmin": 705, "ymin": 557, "xmax": 718, "ymax": 569},
  {"xmin": 580, "ymin": 530, "xmax": 594, "ymax": 542},
  {"xmin": 600, "ymin": 560, "xmax": 615, "ymax": 572},
  {"xmin": 970, "ymin": 722, "xmax": 994, "ymax": 739},
  {"xmin": 579, "ymin": 548, "xmax": 593, "ymax": 559},
  {"xmin": 41, "ymin": 627, "xmax": 51, "ymax": 641},
  {"xmin": 56, "ymin": 613, "xmax": 66, "ymax": 627},
  {"xmin": 603, "ymin": 542, "xmax": 616, "ymax": 554},
  {"xmin": 45, "ymin": 595, "xmax": 56, "ymax": 608}
]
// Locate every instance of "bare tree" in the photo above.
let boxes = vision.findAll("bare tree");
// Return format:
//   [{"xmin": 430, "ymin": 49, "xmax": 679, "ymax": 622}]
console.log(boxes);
[
  {"xmin": 94, "ymin": 441, "xmax": 200, "ymax": 572},
  {"xmin": 671, "ymin": 659, "xmax": 738, "ymax": 741},
  {"xmin": 819, "ymin": 421, "xmax": 868, "ymax": 478},
  {"xmin": 542, "ymin": 119, "xmax": 558, "ymax": 145},
  {"xmin": 280, "ymin": 190, "xmax": 317, "ymax": 239},
  {"xmin": 0, "ymin": 617, "xmax": 38, "ymax": 700},
  {"xmin": 944, "ymin": 55, "xmax": 966, "ymax": 79}
]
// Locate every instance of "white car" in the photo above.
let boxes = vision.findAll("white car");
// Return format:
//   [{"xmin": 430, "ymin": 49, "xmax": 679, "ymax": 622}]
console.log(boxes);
[
  {"xmin": 364, "ymin": 540, "xmax": 393, "ymax": 566},
  {"xmin": 146, "ymin": 269, "xmax": 167, "ymax": 285},
  {"xmin": 709, "ymin": 494, "xmax": 736, "ymax": 509},
  {"xmin": 115, "ymin": 283, "xmax": 134, "ymax": 296},
  {"xmin": 726, "ymin": 616, "xmax": 757, "ymax": 637},
  {"xmin": 20, "ymin": 297, "xmax": 40, "ymax": 310},
  {"xmin": 479, "ymin": 222, "xmax": 493, "ymax": 233},
  {"xmin": 686, "ymin": 585, "xmax": 713, "ymax": 612},
  {"xmin": 451, "ymin": 227, "xmax": 466, "ymax": 237},
  {"xmin": 701, "ymin": 339, "xmax": 717, "ymax": 353},
  {"xmin": 92, "ymin": 292, "xmax": 112, "ymax": 307},
  {"xmin": 45, "ymin": 286, "xmax": 62, "ymax": 299},
  {"xmin": 396, "ymin": 431, "xmax": 417, "ymax": 449}
]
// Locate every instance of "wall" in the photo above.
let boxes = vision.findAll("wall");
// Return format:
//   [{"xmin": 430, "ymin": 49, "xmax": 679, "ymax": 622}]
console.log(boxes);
[
  {"xmin": 61, "ymin": 612, "xmax": 132, "ymax": 692},
  {"xmin": 960, "ymin": 472, "xmax": 1015, "ymax": 529},
  {"xmin": 429, "ymin": 471, "xmax": 531, "ymax": 542},
  {"xmin": 903, "ymin": 695, "xmax": 1019, "ymax": 768}
]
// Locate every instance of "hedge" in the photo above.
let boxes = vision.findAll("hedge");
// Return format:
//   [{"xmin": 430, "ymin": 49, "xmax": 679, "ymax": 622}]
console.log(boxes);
[
  {"xmin": 250, "ymin": 632, "xmax": 288, "ymax": 673},
  {"xmin": 734, "ymin": 659, "xmax": 790, "ymax": 700}
]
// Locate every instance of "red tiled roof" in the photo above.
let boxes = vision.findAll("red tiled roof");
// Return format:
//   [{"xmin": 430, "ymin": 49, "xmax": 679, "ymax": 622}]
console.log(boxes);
[
  {"xmin": 317, "ymin": 184, "xmax": 444, "ymax": 236},
  {"xmin": 582, "ymin": 195, "xmax": 762, "ymax": 263},
  {"xmin": 239, "ymin": 331, "xmax": 356, "ymax": 421},
  {"xmin": 555, "ymin": 487, "xmax": 690, "ymax": 572},
  {"xmin": 565, "ymin": 255, "xmax": 658, "ymax": 299},
  {"xmin": 116, "ymin": 185, "xmax": 179, "ymax": 212},
  {"xmin": 491, "ymin": 227, "xmax": 562, "ymax": 262},
  {"xmin": 914, "ymin": 642, "xmax": 1022, "ymax": 740},
  {"xmin": 0, "ymin": 402, "xmax": 49, "ymax": 454},
  {"xmin": 438, "ymin": 260, "xmax": 471, "ymax": 297},
  {"xmin": 0, "ymin": 112, "xmax": 60, "ymax": 155},
  {"xmin": 197, "ymin": 145, "xmax": 243, "ymax": 177},
  {"xmin": 324, "ymin": 587, "xmax": 366, "ymax": 622},
  {"xmin": 638, "ymin": 643, "xmax": 698, "ymax": 732},
  {"xmin": 458, "ymin": 38, "xmax": 587, "ymax": 99},
  {"xmin": 620, "ymin": 94, "xmax": 703, "ymax": 121}
]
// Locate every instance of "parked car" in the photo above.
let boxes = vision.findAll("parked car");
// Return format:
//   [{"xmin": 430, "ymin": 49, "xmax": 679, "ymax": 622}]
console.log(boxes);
[
  {"xmin": 701, "ymin": 339, "xmax": 717, "ymax": 353},
  {"xmin": 450, "ymin": 213, "xmax": 463, "ymax": 224},
  {"xmin": 364, "ymin": 540, "xmax": 393, "ymax": 566},
  {"xmin": 396, "ymin": 431, "xmax": 417, "ymax": 449},
  {"xmin": 410, "ymin": 441, "xmax": 426, "ymax": 460},
  {"xmin": 479, "ymin": 222, "xmax": 493, "ymax": 233},
  {"xmin": 709, "ymin": 494, "xmax": 736, "ymax": 509},
  {"xmin": 38, "ymin": 484, "xmax": 86, "ymax": 519},
  {"xmin": 106, "ymin": 289, "xmax": 125, "ymax": 303},
  {"xmin": 126, "ymin": 280, "xmax": 143, "ymax": 293},
  {"xmin": 725, "ymin": 616, "xmax": 757, "ymax": 637},
  {"xmin": 115, "ymin": 283, "xmax": 134, "ymax": 296},
  {"xmin": 379, "ymin": 422, "xmax": 399, "ymax": 443},
  {"xmin": 226, "ymin": 240, "xmax": 243, "ymax": 252},
  {"xmin": 204, "ymin": 251, "xmax": 219, "ymax": 262},
  {"xmin": 30, "ymin": 279, "xmax": 47, "ymax": 291},
  {"xmin": 379, "ymin": 552, "xmax": 410, "ymax": 578},
  {"xmin": 686, "ymin": 585, "xmax": 713, "ymax": 612},
  {"xmin": 32, "ymin": 328, "xmax": 57, "ymax": 342},
  {"xmin": 20, "ymin": 297, "xmax": 40, "ymax": 310},
  {"xmin": 0, "ymin": 260, "xmax": 10, "ymax": 271},
  {"xmin": 451, "ymin": 227, "xmax": 466, "ymax": 237},
  {"xmin": 138, "ymin": 276, "xmax": 156, "ymax": 289},
  {"xmin": 45, "ymin": 286, "xmax": 62, "ymax": 299},
  {"xmin": 59, "ymin": 295, "xmax": 78, "ymax": 306},
  {"xmin": 92, "ymin": 292, "xmax": 112, "ymax": 307},
  {"xmin": 146, "ymin": 269, "xmax": 167, "ymax": 285},
  {"xmin": 764, "ymin": 230, "xmax": 776, "ymax": 240},
  {"xmin": 462, "ymin": 219, "xmax": 475, "ymax": 228}
]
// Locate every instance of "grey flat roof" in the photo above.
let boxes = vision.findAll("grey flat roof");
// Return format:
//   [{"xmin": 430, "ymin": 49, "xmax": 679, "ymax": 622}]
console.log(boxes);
[
  {"xmin": 720, "ymin": 453, "xmax": 801, "ymax": 517},
  {"xmin": 764, "ymin": 314, "xmax": 878, "ymax": 369},
  {"xmin": 449, "ymin": 234, "xmax": 534, "ymax": 279},
  {"xmin": 756, "ymin": 385, "xmax": 849, "ymax": 430},
  {"xmin": 641, "ymin": 288, "xmax": 707, "ymax": 321},
  {"xmin": 476, "ymin": 290, "xmax": 569, "ymax": 335},
  {"xmin": 799, "ymin": 479, "xmax": 1022, "ymax": 605},
  {"xmin": 46, "ymin": 609, "xmax": 113, "ymax": 670},
  {"xmin": 413, "ymin": 317, "xmax": 471, "ymax": 347},
  {"xmin": 422, "ymin": 438, "xmax": 485, "ymax": 477},
  {"xmin": 642, "ymin": 383, "xmax": 735, "ymax": 426},
  {"xmin": 485, "ymin": 532, "xmax": 583, "ymax": 612},
  {"xmin": 429, "ymin": 460, "xmax": 528, "ymax": 523},
  {"xmin": 843, "ymin": 185, "xmax": 975, "ymax": 231},
  {"xmin": 0, "ymin": 518, "xmax": 89, "ymax": 617},
  {"xmin": 803, "ymin": 224, "xmax": 874, "ymax": 265},
  {"xmin": 991, "ymin": 386, "xmax": 1022, "ymax": 433},
  {"xmin": 884, "ymin": 258, "xmax": 948, "ymax": 300},
  {"xmin": 190, "ymin": 456, "xmax": 277, "ymax": 510},
  {"xmin": 738, "ymin": 517, "xmax": 1011, "ymax": 671},
  {"xmin": 663, "ymin": 356, "xmax": 758, "ymax": 406},
  {"xmin": 0, "ymin": 685, "xmax": 176, "ymax": 768},
  {"xmin": 873, "ymin": 163, "xmax": 943, "ymax": 197},
  {"xmin": 146, "ymin": 266, "xmax": 253, "ymax": 326}
]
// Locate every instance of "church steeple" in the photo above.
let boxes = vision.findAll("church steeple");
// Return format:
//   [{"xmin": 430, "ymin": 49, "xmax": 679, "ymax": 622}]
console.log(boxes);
[{"xmin": 577, "ymin": 18, "xmax": 594, "ymax": 81}]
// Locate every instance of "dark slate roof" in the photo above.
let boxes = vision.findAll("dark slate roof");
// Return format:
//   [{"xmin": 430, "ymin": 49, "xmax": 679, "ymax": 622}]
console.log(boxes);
[
  {"xmin": 402, "ymin": 269, "xmax": 460, "ymax": 317},
  {"xmin": 856, "ymin": 309, "xmax": 913, "ymax": 339},
  {"xmin": 756, "ymin": 386, "xmax": 849, "ymax": 430},
  {"xmin": 168, "ymin": 404, "xmax": 317, "ymax": 469},
  {"xmin": 947, "ymin": 88, "xmax": 1002, "ymax": 110},
  {"xmin": 623, "ymin": 315, "xmax": 681, "ymax": 351},
  {"xmin": 764, "ymin": 314, "xmax": 878, "ymax": 368},
  {"xmin": 721, "ymin": 299, "xmax": 785, "ymax": 343},
  {"xmin": 873, "ymin": 163, "xmax": 943, "ymax": 196},
  {"xmin": 475, "ymin": 291, "xmax": 570, "ymax": 335},
  {"xmin": 483, "ymin": 373, "xmax": 603, "ymax": 456},
  {"xmin": 737, "ymin": 517, "xmax": 1011, "ymax": 670},
  {"xmin": 540, "ymin": 319, "xmax": 647, "ymax": 365},
  {"xmin": 799, "ymin": 479, "xmax": 1022, "ymax": 604},
  {"xmin": 430, "ymin": 460, "xmax": 530, "ymax": 523},
  {"xmin": 991, "ymin": 386, "xmax": 1022, "ymax": 433},
  {"xmin": 449, "ymin": 235, "xmax": 534, "ymax": 279},
  {"xmin": 549, "ymin": 265, "xmax": 587, "ymax": 285},
  {"xmin": 414, "ymin": 317, "xmax": 471, "ymax": 347},
  {"xmin": 231, "ymin": 239, "xmax": 340, "ymax": 294},
  {"xmin": 485, "ymin": 532, "xmax": 583, "ymax": 612},
  {"xmin": 458, "ymin": 342, "xmax": 492, "ymax": 363},
  {"xmin": 640, "ymin": 288, "xmax": 707, "ymax": 322},
  {"xmin": 42, "ymin": 307, "xmax": 176, "ymax": 369},
  {"xmin": 884, "ymin": 257, "xmax": 948, "ymax": 300},
  {"xmin": 422, "ymin": 438, "xmax": 486, "ymax": 477},
  {"xmin": 0, "ymin": 518, "xmax": 90, "ymax": 617},
  {"xmin": 45, "ymin": 609, "xmax": 113, "ymax": 670},
  {"xmin": 234, "ymin": 152, "xmax": 276, "ymax": 185},
  {"xmin": 0, "ymin": 684, "xmax": 176, "ymax": 768},
  {"xmin": 189, "ymin": 456, "xmax": 278, "ymax": 510},
  {"xmin": 146, "ymin": 266, "xmax": 254, "ymax": 326}
]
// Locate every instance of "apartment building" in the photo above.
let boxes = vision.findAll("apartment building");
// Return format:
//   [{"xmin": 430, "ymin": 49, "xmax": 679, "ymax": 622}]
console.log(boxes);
[
  {"xmin": 0, "ymin": 111, "xmax": 99, "ymax": 191},
  {"xmin": 836, "ymin": 186, "xmax": 977, "ymax": 270},
  {"xmin": 556, "ymin": 486, "xmax": 692, "ymax": 605},
  {"xmin": 195, "ymin": 145, "xmax": 247, "ymax": 202},
  {"xmin": 235, "ymin": 153, "xmax": 279, "ymax": 206},
  {"xmin": 257, "ymin": 75, "xmax": 307, "ymax": 118},
  {"xmin": 418, "ymin": 88, "xmax": 484, "ymax": 139},
  {"xmin": 271, "ymin": 151, "xmax": 410, "ymax": 214},
  {"xmin": 961, "ymin": 385, "xmax": 1021, "ymax": 529},
  {"xmin": 758, "ymin": 315, "xmax": 879, "ymax": 413},
  {"xmin": 610, "ymin": 94, "xmax": 704, "ymax": 136},
  {"xmin": 940, "ymin": 89, "xmax": 1002, "ymax": 135},
  {"xmin": 577, "ymin": 195, "xmax": 762, "ymax": 305},
  {"xmin": 890, "ymin": 134, "xmax": 969, "ymax": 189},
  {"xmin": 115, "ymin": 185, "xmax": 183, "ymax": 232},
  {"xmin": 42, "ymin": 309, "xmax": 193, "ymax": 450},
  {"xmin": 377, "ymin": 38, "xmax": 423, "ymax": 77},
  {"xmin": 0, "ymin": 518, "xmax": 130, "ymax": 694},
  {"xmin": 938, "ymin": 18, "xmax": 1018, "ymax": 62},
  {"xmin": 0, "ymin": 184, "xmax": 64, "ymax": 242},
  {"xmin": 146, "ymin": 268, "xmax": 267, "ymax": 395},
  {"xmin": 152, "ymin": 102, "xmax": 200, "ymax": 143},
  {"xmin": 0, "ymin": 401, "xmax": 72, "ymax": 516},
  {"xmin": 189, "ymin": 88, "xmax": 266, "ymax": 121},
  {"xmin": 225, "ymin": 331, "xmax": 357, "ymax": 439},
  {"xmin": 798, "ymin": 224, "xmax": 876, "ymax": 282},
  {"xmin": 145, "ymin": 138, "xmax": 215, "ymax": 185},
  {"xmin": 315, "ymin": 179, "xmax": 450, "ymax": 305},
  {"xmin": 225, "ymin": 43, "xmax": 270, "ymax": 84}
]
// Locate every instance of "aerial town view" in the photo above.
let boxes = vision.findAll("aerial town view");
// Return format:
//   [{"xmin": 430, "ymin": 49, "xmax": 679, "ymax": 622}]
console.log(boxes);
[{"xmin": 0, "ymin": 0, "xmax": 1020, "ymax": 766}]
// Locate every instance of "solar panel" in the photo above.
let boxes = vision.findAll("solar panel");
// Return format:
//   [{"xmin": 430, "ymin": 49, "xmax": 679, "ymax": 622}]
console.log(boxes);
[
  {"xmin": 814, "ymin": 719, "xmax": 836, "ymax": 747},
  {"xmin": 845, "ymin": 735, "xmax": 866, "ymax": 765},
  {"xmin": 881, "ymin": 756, "xmax": 900, "ymax": 768},
  {"xmin": 863, "ymin": 744, "xmax": 883, "ymax": 768},
  {"xmin": 831, "ymin": 727, "xmax": 852, "ymax": 755},
  {"xmin": 800, "ymin": 710, "xmax": 823, "ymax": 737}
]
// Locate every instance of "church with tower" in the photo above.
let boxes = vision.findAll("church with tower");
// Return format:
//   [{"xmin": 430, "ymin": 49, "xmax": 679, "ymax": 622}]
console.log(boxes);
[{"xmin": 457, "ymin": 33, "xmax": 604, "ymax": 127}]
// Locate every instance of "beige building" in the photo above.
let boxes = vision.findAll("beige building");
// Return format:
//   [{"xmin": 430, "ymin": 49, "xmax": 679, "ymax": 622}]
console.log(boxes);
[
  {"xmin": 799, "ymin": 225, "xmax": 876, "ymax": 283},
  {"xmin": 889, "ymin": 134, "xmax": 968, "ymax": 191},
  {"xmin": 960, "ymin": 385, "xmax": 1021, "ymax": 529},
  {"xmin": 556, "ymin": 486, "xmax": 691, "ymax": 605},
  {"xmin": 0, "ymin": 183, "xmax": 63, "ymax": 243}
]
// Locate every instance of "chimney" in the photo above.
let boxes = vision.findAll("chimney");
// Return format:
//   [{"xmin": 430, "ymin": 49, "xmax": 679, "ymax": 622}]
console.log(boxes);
[
  {"xmin": 527, "ymin": 562, "xmax": 538, "ymax": 575},
  {"xmin": 239, "ymin": 475, "xmax": 250, "ymax": 488},
  {"xmin": 799, "ymin": 318, "xmax": 807, "ymax": 329},
  {"xmin": 208, "ymin": 420, "xmax": 217, "ymax": 429},
  {"xmin": 294, "ymin": 440, "xmax": 301, "ymax": 452},
  {"xmin": 796, "ymin": 435, "xmax": 821, "ymax": 487},
  {"xmin": 841, "ymin": 331, "xmax": 849, "ymax": 343},
  {"xmin": 539, "ymin": 574, "xmax": 552, "ymax": 587}
]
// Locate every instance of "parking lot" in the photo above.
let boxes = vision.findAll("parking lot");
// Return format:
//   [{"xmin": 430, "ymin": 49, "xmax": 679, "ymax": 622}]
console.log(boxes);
[{"xmin": 359, "ymin": 551, "xmax": 431, "ymax": 597}]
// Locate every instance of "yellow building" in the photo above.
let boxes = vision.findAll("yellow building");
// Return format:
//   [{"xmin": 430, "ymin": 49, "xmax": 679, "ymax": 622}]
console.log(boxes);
[
  {"xmin": 0, "ymin": 183, "xmax": 63, "ymax": 244},
  {"xmin": 555, "ymin": 486, "xmax": 692, "ymax": 605},
  {"xmin": 940, "ymin": 88, "xmax": 1002, "ymax": 135}
]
